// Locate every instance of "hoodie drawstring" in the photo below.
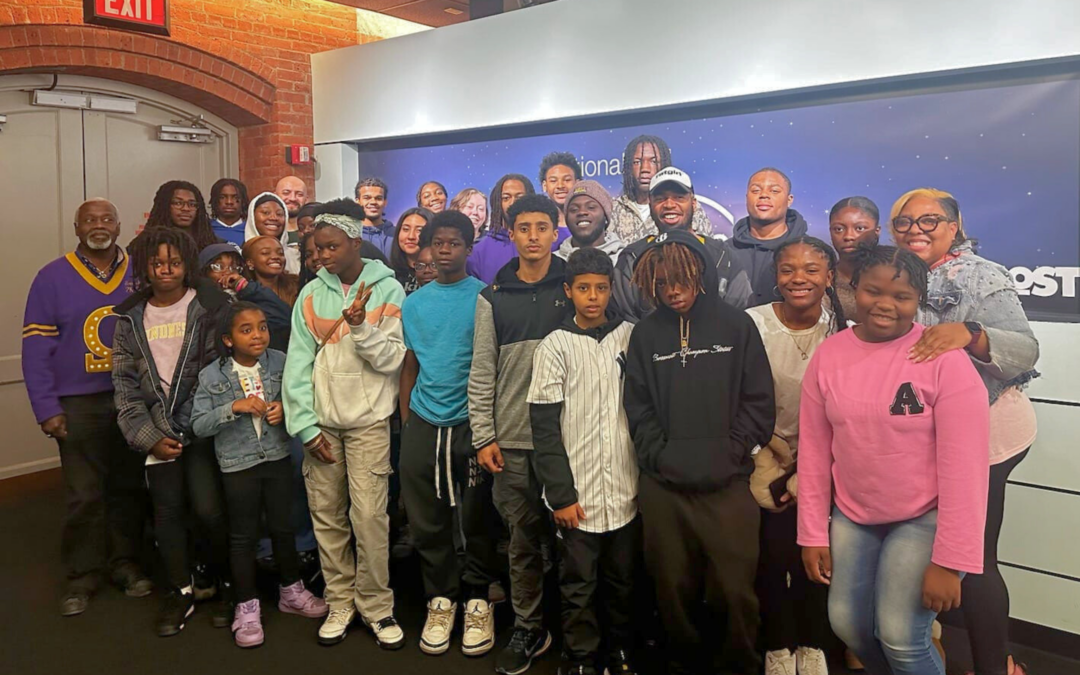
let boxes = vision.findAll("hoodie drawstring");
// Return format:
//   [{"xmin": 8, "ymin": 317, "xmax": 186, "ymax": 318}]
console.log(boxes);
[{"xmin": 434, "ymin": 427, "xmax": 456, "ymax": 508}]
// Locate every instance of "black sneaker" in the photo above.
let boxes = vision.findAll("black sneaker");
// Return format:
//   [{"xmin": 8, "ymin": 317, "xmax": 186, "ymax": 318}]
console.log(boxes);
[
  {"xmin": 605, "ymin": 649, "xmax": 637, "ymax": 675},
  {"xmin": 192, "ymin": 563, "xmax": 217, "ymax": 601},
  {"xmin": 157, "ymin": 590, "xmax": 195, "ymax": 637},
  {"xmin": 496, "ymin": 627, "xmax": 552, "ymax": 675},
  {"xmin": 210, "ymin": 581, "xmax": 233, "ymax": 628},
  {"xmin": 559, "ymin": 664, "xmax": 597, "ymax": 675}
]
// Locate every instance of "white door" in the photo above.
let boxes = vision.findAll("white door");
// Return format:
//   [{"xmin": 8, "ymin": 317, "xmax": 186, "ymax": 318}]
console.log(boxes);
[{"xmin": 0, "ymin": 74, "xmax": 239, "ymax": 478}]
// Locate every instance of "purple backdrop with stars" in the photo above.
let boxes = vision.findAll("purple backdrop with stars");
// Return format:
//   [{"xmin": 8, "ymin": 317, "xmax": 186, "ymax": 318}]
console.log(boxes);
[{"xmin": 357, "ymin": 79, "xmax": 1079, "ymax": 320}]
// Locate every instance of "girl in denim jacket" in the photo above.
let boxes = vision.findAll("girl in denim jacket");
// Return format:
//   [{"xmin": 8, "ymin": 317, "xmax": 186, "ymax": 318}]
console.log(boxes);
[
  {"xmin": 891, "ymin": 188, "xmax": 1039, "ymax": 675},
  {"xmin": 192, "ymin": 302, "xmax": 327, "ymax": 648}
]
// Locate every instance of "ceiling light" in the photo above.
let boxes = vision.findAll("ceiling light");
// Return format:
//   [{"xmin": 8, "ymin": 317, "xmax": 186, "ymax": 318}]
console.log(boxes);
[{"xmin": 444, "ymin": 7, "xmax": 463, "ymax": 14}]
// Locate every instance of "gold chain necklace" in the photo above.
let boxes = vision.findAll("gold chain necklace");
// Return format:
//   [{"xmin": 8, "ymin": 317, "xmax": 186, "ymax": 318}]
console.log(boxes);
[
  {"xmin": 679, "ymin": 316, "xmax": 691, "ymax": 367},
  {"xmin": 779, "ymin": 304, "xmax": 816, "ymax": 361}
]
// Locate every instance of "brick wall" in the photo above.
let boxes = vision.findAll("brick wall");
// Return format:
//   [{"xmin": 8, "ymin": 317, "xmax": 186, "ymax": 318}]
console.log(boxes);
[{"xmin": 0, "ymin": 0, "xmax": 377, "ymax": 196}]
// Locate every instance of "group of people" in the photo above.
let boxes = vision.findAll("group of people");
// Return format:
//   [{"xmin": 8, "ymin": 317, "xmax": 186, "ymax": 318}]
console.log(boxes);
[{"xmin": 23, "ymin": 133, "xmax": 1039, "ymax": 675}]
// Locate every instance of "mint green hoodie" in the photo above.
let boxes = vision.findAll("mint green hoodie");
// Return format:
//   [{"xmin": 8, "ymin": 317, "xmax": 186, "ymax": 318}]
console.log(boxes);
[{"xmin": 283, "ymin": 260, "xmax": 406, "ymax": 443}]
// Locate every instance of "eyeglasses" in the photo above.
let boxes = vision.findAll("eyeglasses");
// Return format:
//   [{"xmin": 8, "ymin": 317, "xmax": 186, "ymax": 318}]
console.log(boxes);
[
  {"xmin": 208, "ymin": 262, "xmax": 241, "ymax": 273},
  {"xmin": 170, "ymin": 200, "xmax": 198, "ymax": 211},
  {"xmin": 414, "ymin": 262, "xmax": 437, "ymax": 272},
  {"xmin": 892, "ymin": 214, "xmax": 952, "ymax": 233}
]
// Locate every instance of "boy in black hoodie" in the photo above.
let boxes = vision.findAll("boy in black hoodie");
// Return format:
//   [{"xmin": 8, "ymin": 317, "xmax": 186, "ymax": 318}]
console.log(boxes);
[
  {"xmin": 469, "ymin": 194, "xmax": 573, "ymax": 674},
  {"xmin": 729, "ymin": 167, "xmax": 809, "ymax": 307},
  {"xmin": 623, "ymin": 230, "xmax": 775, "ymax": 675}
]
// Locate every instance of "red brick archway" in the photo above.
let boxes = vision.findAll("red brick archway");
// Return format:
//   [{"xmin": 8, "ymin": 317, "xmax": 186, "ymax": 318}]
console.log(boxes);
[{"xmin": 0, "ymin": 24, "xmax": 274, "ymax": 126}]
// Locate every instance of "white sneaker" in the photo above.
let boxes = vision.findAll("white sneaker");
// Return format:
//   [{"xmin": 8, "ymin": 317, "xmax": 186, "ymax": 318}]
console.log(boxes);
[
  {"xmin": 766, "ymin": 648, "xmax": 797, "ymax": 675},
  {"xmin": 796, "ymin": 647, "xmax": 828, "ymax": 675},
  {"xmin": 364, "ymin": 614, "xmax": 406, "ymax": 650},
  {"xmin": 461, "ymin": 598, "xmax": 495, "ymax": 656},
  {"xmin": 420, "ymin": 597, "xmax": 457, "ymax": 655},
  {"xmin": 318, "ymin": 606, "xmax": 356, "ymax": 645}
]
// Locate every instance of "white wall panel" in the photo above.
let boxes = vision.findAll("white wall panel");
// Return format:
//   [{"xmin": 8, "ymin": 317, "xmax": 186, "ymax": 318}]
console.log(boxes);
[
  {"xmin": 1026, "ymin": 322, "xmax": 1080, "ymax": 404},
  {"xmin": 1009, "ymin": 403, "xmax": 1080, "ymax": 494},
  {"xmin": 313, "ymin": 0, "xmax": 1080, "ymax": 144},
  {"xmin": 1001, "ymin": 565, "xmax": 1080, "ymax": 634},
  {"xmin": 1000, "ymin": 484, "xmax": 1080, "ymax": 579}
]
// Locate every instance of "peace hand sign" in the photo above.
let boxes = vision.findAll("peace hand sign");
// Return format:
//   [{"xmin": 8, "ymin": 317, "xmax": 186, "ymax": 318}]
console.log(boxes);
[{"xmin": 342, "ymin": 281, "xmax": 374, "ymax": 326}]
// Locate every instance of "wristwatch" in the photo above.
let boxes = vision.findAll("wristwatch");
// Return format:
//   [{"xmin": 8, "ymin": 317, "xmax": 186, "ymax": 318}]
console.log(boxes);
[{"xmin": 964, "ymin": 321, "xmax": 983, "ymax": 348}]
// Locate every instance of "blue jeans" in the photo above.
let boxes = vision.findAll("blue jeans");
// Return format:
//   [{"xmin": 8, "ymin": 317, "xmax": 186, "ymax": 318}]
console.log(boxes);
[{"xmin": 829, "ymin": 507, "xmax": 947, "ymax": 675}]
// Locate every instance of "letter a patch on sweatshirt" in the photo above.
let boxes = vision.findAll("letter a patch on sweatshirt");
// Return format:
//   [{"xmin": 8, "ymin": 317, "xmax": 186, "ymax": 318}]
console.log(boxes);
[{"xmin": 889, "ymin": 382, "xmax": 925, "ymax": 416}]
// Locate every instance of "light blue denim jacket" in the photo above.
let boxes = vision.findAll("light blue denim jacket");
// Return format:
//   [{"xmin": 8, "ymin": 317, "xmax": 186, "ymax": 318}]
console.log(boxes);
[
  {"xmin": 917, "ymin": 242, "xmax": 1039, "ymax": 405},
  {"xmin": 191, "ymin": 349, "xmax": 290, "ymax": 473}
]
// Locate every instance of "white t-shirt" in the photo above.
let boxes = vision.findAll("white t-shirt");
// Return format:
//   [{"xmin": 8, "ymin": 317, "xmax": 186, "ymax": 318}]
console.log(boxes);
[
  {"xmin": 232, "ymin": 359, "xmax": 265, "ymax": 438},
  {"xmin": 634, "ymin": 201, "xmax": 651, "ymax": 223},
  {"xmin": 143, "ymin": 289, "xmax": 195, "ymax": 466}
]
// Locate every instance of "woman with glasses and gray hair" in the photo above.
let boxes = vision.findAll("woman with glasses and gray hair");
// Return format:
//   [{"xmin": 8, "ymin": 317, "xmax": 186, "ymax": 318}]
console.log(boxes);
[{"xmin": 890, "ymin": 187, "xmax": 1038, "ymax": 675}]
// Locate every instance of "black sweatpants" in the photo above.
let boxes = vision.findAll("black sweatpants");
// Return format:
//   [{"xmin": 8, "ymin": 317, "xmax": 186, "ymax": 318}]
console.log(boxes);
[
  {"xmin": 557, "ymin": 516, "xmax": 641, "ymax": 665},
  {"xmin": 961, "ymin": 448, "xmax": 1029, "ymax": 675},
  {"xmin": 399, "ymin": 414, "xmax": 500, "ymax": 602},
  {"xmin": 756, "ymin": 506, "xmax": 830, "ymax": 652},
  {"xmin": 222, "ymin": 457, "xmax": 300, "ymax": 602},
  {"xmin": 638, "ymin": 473, "xmax": 761, "ymax": 674},
  {"xmin": 145, "ymin": 439, "xmax": 229, "ymax": 590},
  {"xmin": 57, "ymin": 392, "xmax": 148, "ymax": 592}
]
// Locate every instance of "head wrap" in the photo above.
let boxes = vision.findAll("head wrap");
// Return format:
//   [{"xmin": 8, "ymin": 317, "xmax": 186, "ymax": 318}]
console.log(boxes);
[{"xmin": 314, "ymin": 212, "xmax": 363, "ymax": 239}]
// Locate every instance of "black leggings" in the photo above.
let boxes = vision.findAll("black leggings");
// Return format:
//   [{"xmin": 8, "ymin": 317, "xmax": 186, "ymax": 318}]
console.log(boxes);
[
  {"xmin": 756, "ymin": 506, "xmax": 830, "ymax": 652},
  {"xmin": 221, "ymin": 457, "xmax": 300, "ymax": 602},
  {"xmin": 961, "ymin": 448, "xmax": 1029, "ymax": 675},
  {"xmin": 145, "ymin": 440, "xmax": 229, "ymax": 590}
]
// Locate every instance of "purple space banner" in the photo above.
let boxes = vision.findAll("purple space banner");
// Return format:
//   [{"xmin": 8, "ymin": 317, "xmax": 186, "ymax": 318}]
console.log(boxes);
[{"xmin": 357, "ymin": 79, "xmax": 1080, "ymax": 321}]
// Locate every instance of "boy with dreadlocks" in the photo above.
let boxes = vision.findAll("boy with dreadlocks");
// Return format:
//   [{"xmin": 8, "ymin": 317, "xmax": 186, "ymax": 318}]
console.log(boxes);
[
  {"xmin": 610, "ymin": 135, "xmax": 714, "ymax": 243},
  {"xmin": 145, "ymin": 180, "xmax": 221, "ymax": 251},
  {"xmin": 112, "ymin": 227, "xmax": 232, "ymax": 637},
  {"xmin": 466, "ymin": 173, "xmax": 536, "ymax": 284},
  {"xmin": 623, "ymin": 229, "xmax": 774, "ymax": 675}
]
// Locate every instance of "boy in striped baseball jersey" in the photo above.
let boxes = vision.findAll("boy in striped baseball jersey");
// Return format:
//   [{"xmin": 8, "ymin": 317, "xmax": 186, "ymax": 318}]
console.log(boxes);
[{"xmin": 528, "ymin": 247, "xmax": 639, "ymax": 675}]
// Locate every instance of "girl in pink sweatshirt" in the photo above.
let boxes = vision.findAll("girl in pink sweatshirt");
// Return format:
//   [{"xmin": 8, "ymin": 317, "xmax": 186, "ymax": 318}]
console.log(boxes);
[{"xmin": 797, "ymin": 246, "xmax": 989, "ymax": 675}]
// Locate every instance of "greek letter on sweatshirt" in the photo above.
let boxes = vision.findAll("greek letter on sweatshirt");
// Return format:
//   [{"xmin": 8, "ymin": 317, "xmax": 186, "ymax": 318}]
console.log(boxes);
[
  {"xmin": 796, "ymin": 324, "xmax": 990, "ymax": 574},
  {"xmin": 22, "ymin": 252, "xmax": 133, "ymax": 422}
]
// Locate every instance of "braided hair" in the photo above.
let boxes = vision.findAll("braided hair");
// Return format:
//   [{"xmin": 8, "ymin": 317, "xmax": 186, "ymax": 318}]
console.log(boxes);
[
  {"xmin": 128, "ymin": 226, "xmax": 200, "ymax": 293},
  {"xmin": 621, "ymin": 135, "xmax": 673, "ymax": 200},
  {"xmin": 850, "ymin": 244, "xmax": 930, "ymax": 305},
  {"xmin": 773, "ymin": 236, "xmax": 847, "ymax": 333},
  {"xmin": 216, "ymin": 301, "xmax": 266, "ymax": 366},
  {"xmin": 145, "ymin": 180, "xmax": 218, "ymax": 251},
  {"xmin": 488, "ymin": 174, "xmax": 536, "ymax": 235},
  {"xmin": 631, "ymin": 242, "xmax": 705, "ymax": 306},
  {"xmin": 208, "ymin": 178, "xmax": 249, "ymax": 221}
]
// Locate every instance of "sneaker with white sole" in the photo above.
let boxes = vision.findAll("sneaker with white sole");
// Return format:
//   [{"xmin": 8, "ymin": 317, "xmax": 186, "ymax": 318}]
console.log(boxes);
[
  {"xmin": 365, "ymin": 615, "xmax": 406, "ymax": 650},
  {"xmin": 796, "ymin": 647, "xmax": 828, "ymax": 675},
  {"xmin": 318, "ymin": 606, "xmax": 356, "ymax": 646},
  {"xmin": 766, "ymin": 648, "xmax": 797, "ymax": 675},
  {"xmin": 420, "ymin": 598, "xmax": 456, "ymax": 655},
  {"xmin": 461, "ymin": 599, "xmax": 495, "ymax": 656}
]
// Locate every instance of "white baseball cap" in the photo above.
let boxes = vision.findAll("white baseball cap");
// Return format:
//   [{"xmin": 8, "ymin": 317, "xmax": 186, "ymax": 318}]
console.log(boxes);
[{"xmin": 649, "ymin": 166, "xmax": 693, "ymax": 193}]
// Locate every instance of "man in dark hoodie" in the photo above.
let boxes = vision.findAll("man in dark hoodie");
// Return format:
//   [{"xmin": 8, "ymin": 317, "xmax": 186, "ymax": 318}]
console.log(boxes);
[
  {"xmin": 468, "ymin": 193, "xmax": 572, "ymax": 675},
  {"xmin": 623, "ymin": 229, "xmax": 775, "ymax": 675},
  {"xmin": 729, "ymin": 167, "xmax": 808, "ymax": 307},
  {"xmin": 611, "ymin": 167, "xmax": 752, "ymax": 323}
]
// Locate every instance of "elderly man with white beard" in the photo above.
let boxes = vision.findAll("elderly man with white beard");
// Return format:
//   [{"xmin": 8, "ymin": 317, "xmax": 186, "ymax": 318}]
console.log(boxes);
[{"xmin": 22, "ymin": 198, "xmax": 152, "ymax": 617}]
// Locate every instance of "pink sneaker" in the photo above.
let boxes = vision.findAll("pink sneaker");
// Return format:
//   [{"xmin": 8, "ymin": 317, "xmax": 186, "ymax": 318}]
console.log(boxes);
[
  {"xmin": 278, "ymin": 580, "xmax": 328, "ymax": 618},
  {"xmin": 232, "ymin": 599, "xmax": 264, "ymax": 648}
]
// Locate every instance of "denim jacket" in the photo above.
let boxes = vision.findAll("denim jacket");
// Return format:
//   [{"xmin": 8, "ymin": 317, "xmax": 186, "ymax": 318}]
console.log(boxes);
[
  {"xmin": 191, "ymin": 349, "xmax": 290, "ymax": 473},
  {"xmin": 917, "ymin": 241, "xmax": 1039, "ymax": 404}
]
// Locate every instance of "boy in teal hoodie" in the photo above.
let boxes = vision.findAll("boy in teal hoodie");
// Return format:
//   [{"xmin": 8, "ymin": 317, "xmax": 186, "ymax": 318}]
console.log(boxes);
[{"xmin": 283, "ymin": 199, "xmax": 407, "ymax": 649}]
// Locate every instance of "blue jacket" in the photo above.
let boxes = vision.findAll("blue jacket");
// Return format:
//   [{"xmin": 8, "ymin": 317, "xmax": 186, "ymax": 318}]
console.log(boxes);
[
  {"xmin": 917, "ymin": 241, "xmax": 1039, "ymax": 405},
  {"xmin": 191, "ymin": 349, "xmax": 291, "ymax": 473},
  {"xmin": 364, "ymin": 221, "xmax": 395, "ymax": 259}
]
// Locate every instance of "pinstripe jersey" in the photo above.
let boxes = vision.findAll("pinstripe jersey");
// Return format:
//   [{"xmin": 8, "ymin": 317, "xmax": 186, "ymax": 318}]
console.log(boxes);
[{"xmin": 528, "ymin": 319, "xmax": 638, "ymax": 533}]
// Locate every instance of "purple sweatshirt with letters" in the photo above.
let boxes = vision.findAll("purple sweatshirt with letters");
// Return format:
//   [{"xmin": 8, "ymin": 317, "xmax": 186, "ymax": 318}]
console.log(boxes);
[{"xmin": 22, "ymin": 253, "xmax": 134, "ymax": 422}]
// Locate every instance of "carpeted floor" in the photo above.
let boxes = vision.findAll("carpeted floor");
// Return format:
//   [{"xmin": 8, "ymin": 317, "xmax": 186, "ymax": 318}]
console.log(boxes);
[{"xmin": 2, "ymin": 469, "xmax": 1076, "ymax": 675}]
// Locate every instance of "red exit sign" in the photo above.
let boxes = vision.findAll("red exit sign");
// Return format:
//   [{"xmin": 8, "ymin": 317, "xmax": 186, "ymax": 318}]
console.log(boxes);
[{"xmin": 84, "ymin": 0, "xmax": 170, "ymax": 36}]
